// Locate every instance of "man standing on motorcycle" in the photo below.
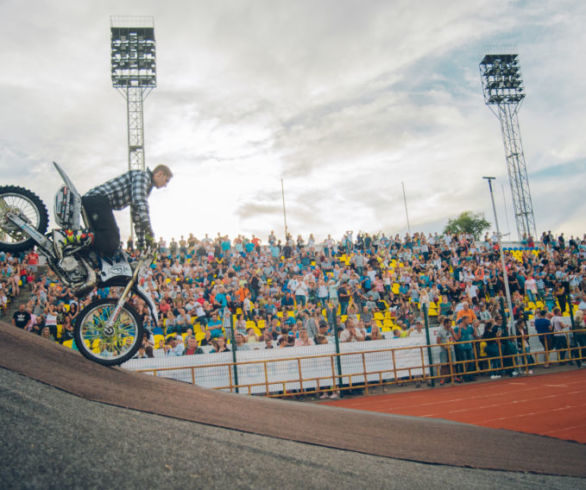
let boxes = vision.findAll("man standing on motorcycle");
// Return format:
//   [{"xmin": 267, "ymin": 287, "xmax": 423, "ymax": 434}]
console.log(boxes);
[{"xmin": 82, "ymin": 165, "xmax": 172, "ymax": 257}]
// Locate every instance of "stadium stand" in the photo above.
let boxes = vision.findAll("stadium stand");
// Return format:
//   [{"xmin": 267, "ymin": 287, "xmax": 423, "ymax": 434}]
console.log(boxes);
[{"xmin": 3, "ymin": 230, "xmax": 585, "ymax": 372}]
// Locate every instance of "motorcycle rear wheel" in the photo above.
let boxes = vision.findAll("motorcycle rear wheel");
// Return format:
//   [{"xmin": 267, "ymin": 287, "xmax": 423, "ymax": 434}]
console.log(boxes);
[
  {"xmin": 74, "ymin": 298, "xmax": 144, "ymax": 366},
  {"xmin": 0, "ymin": 185, "xmax": 49, "ymax": 253}
]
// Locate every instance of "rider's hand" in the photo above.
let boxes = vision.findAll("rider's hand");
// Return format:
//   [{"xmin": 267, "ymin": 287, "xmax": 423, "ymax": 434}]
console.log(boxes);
[
  {"xmin": 137, "ymin": 234, "xmax": 154, "ymax": 251},
  {"xmin": 145, "ymin": 234, "xmax": 155, "ymax": 251}
]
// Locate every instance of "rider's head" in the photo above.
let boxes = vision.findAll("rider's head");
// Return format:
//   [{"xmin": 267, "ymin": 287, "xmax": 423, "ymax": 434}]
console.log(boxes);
[{"xmin": 152, "ymin": 165, "xmax": 173, "ymax": 189}]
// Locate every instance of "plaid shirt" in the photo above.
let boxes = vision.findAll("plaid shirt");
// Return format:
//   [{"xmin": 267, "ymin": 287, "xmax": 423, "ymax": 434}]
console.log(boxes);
[{"xmin": 85, "ymin": 169, "xmax": 154, "ymax": 245}]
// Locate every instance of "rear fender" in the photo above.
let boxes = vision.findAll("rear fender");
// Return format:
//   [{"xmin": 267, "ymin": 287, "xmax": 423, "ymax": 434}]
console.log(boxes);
[{"xmin": 6, "ymin": 212, "xmax": 55, "ymax": 258}]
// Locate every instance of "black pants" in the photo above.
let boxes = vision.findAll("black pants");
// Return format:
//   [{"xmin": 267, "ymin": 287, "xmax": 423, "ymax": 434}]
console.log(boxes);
[
  {"xmin": 553, "ymin": 335, "xmax": 568, "ymax": 361},
  {"xmin": 82, "ymin": 195, "xmax": 120, "ymax": 257},
  {"xmin": 572, "ymin": 332, "xmax": 586, "ymax": 367}
]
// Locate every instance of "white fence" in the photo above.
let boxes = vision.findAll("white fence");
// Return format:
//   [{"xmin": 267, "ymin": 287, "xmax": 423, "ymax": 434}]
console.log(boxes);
[
  {"xmin": 124, "ymin": 336, "xmax": 429, "ymax": 393},
  {"xmin": 124, "ymin": 318, "xmax": 573, "ymax": 394}
]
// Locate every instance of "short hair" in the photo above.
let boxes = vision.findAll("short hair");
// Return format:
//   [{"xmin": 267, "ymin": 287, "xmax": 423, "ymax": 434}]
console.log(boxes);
[{"xmin": 152, "ymin": 164, "xmax": 173, "ymax": 178}]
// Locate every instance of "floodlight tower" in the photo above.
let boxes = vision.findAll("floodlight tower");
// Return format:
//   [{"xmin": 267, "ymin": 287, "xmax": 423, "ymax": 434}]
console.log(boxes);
[
  {"xmin": 480, "ymin": 54, "xmax": 536, "ymax": 240},
  {"xmin": 110, "ymin": 16, "xmax": 156, "ymax": 172}
]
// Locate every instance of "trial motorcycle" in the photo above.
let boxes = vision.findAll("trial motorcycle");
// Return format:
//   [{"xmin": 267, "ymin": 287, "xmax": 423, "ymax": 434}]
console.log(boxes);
[{"xmin": 0, "ymin": 162, "xmax": 158, "ymax": 366}]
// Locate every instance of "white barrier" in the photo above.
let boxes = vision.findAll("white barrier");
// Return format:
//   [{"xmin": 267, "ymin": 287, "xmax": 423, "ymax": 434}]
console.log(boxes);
[
  {"xmin": 124, "ymin": 321, "xmax": 573, "ymax": 394},
  {"xmin": 124, "ymin": 336, "xmax": 429, "ymax": 393}
]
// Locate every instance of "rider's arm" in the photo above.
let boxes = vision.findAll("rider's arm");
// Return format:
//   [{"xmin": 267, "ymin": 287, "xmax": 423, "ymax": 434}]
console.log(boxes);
[{"xmin": 130, "ymin": 171, "xmax": 154, "ymax": 246}]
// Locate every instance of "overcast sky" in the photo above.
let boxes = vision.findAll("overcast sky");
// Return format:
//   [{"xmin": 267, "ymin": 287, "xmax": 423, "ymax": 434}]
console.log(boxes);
[{"xmin": 1, "ymin": 0, "xmax": 585, "ymax": 243}]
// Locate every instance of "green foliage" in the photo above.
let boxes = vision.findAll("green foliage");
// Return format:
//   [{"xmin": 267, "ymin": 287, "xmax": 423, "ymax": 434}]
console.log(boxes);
[{"xmin": 444, "ymin": 211, "xmax": 491, "ymax": 239}]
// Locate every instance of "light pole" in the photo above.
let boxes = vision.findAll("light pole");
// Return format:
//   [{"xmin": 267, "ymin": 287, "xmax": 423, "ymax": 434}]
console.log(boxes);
[
  {"xmin": 483, "ymin": 176, "xmax": 515, "ymax": 331},
  {"xmin": 281, "ymin": 178, "xmax": 289, "ymax": 241},
  {"xmin": 401, "ymin": 181, "xmax": 411, "ymax": 235},
  {"xmin": 111, "ymin": 16, "xmax": 157, "ymax": 243}
]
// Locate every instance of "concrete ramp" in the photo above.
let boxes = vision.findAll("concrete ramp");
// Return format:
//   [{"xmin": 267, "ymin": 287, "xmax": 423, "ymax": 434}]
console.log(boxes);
[{"xmin": 1, "ymin": 322, "xmax": 585, "ymax": 477}]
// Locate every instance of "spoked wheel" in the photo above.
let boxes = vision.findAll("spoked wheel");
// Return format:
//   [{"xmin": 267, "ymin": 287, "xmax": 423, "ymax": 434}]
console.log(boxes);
[
  {"xmin": 0, "ymin": 185, "xmax": 49, "ymax": 253},
  {"xmin": 74, "ymin": 298, "xmax": 144, "ymax": 366}
]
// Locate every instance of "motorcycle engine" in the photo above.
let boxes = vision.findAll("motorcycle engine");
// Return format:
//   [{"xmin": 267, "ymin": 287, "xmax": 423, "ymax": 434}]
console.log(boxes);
[
  {"xmin": 57, "ymin": 256, "xmax": 88, "ymax": 284},
  {"xmin": 59, "ymin": 256, "xmax": 80, "ymax": 273}
]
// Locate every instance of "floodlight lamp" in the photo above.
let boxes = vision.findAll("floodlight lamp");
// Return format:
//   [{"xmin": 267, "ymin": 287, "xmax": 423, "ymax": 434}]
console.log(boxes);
[
  {"xmin": 110, "ymin": 23, "xmax": 156, "ymax": 89},
  {"xmin": 480, "ymin": 53, "xmax": 525, "ymax": 106}
]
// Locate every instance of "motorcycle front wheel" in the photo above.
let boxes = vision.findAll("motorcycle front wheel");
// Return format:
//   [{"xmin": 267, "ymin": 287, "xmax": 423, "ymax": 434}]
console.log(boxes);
[
  {"xmin": 0, "ymin": 185, "xmax": 49, "ymax": 253},
  {"xmin": 74, "ymin": 298, "xmax": 144, "ymax": 366}
]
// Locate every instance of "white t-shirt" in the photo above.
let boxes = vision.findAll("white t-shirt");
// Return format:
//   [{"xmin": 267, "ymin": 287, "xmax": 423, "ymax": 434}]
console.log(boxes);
[
  {"xmin": 551, "ymin": 315, "xmax": 566, "ymax": 336},
  {"xmin": 167, "ymin": 343, "xmax": 185, "ymax": 356},
  {"xmin": 340, "ymin": 328, "xmax": 366, "ymax": 342},
  {"xmin": 294, "ymin": 282, "xmax": 308, "ymax": 297},
  {"xmin": 45, "ymin": 313, "xmax": 57, "ymax": 326},
  {"xmin": 525, "ymin": 278, "xmax": 537, "ymax": 293}
]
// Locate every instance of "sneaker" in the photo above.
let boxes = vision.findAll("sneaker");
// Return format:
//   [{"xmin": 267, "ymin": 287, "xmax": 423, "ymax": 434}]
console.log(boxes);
[
  {"xmin": 439, "ymin": 379, "xmax": 446, "ymax": 385},
  {"xmin": 527, "ymin": 370, "xmax": 534, "ymax": 375},
  {"xmin": 319, "ymin": 393, "xmax": 329, "ymax": 400},
  {"xmin": 329, "ymin": 392, "xmax": 339, "ymax": 400},
  {"xmin": 512, "ymin": 371, "xmax": 519, "ymax": 377},
  {"xmin": 490, "ymin": 375, "xmax": 502, "ymax": 380}
]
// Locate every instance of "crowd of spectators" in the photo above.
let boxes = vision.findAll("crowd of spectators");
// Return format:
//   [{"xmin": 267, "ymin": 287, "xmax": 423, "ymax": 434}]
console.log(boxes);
[{"xmin": 2, "ymin": 230, "xmax": 586, "ymax": 374}]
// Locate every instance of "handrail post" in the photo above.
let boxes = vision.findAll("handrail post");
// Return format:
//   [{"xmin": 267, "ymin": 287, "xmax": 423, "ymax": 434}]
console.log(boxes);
[
  {"xmin": 565, "ymin": 281, "xmax": 576, "ymax": 361},
  {"xmin": 227, "ymin": 311, "xmax": 239, "ymax": 393},
  {"xmin": 423, "ymin": 305, "xmax": 435, "ymax": 387},
  {"xmin": 361, "ymin": 352, "xmax": 368, "ymax": 395},
  {"xmin": 499, "ymin": 297, "xmax": 507, "ymax": 335},
  {"xmin": 332, "ymin": 310, "xmax": 343, "ymax": 396}
]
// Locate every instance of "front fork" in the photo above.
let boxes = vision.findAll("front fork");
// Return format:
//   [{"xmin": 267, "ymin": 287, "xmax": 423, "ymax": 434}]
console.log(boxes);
[
  {"xmin": 104, "ymin": 254, "xmax": 159, "ymax": 331},
  {"xmin": 104, "ymin": 261, "xmax": 142, "ymax": 333}
]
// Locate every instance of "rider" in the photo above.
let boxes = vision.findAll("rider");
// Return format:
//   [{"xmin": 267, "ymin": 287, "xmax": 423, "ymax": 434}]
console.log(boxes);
[{"xmin": 81, "ymin": 164, "xmax": 172, "ymax": 258}]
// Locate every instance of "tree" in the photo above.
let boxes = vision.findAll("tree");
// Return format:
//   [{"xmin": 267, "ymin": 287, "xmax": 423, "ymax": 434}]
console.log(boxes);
[{"xmin": 444, "ymin": 211, "xmax": 490, "ymax": 240}]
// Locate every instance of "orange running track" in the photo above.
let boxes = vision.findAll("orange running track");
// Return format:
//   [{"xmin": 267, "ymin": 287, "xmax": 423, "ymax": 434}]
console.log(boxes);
[{"xmin": 325, "ymin": 369, "xmax": 586, "ymax": 444}]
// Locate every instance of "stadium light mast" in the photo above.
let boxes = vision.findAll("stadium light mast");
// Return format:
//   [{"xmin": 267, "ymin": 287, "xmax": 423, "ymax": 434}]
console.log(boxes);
[
  {"xmin": 110, "ymin": 16, "xmax": 157, "ymax": 173},
  {"xmin": 480, "ymin": 54, "xmax": 536, "ymax": 241}
]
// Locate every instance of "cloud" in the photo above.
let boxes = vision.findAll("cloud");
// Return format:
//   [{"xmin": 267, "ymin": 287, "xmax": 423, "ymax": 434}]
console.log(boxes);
[{"xmin": 1, "ymin": 0, "xmax": 585, "ymax": 242}]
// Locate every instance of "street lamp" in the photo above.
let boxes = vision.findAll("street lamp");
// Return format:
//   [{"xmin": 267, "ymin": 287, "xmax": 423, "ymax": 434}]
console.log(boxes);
[{"xmin": 483, "ymin": 176, "xmax": 515, "ymax": 332}]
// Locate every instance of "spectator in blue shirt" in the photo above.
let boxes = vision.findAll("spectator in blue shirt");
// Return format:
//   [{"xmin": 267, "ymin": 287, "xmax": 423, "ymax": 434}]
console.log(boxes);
[{"xmin": 453, "ymin": 316, "xmax": 479, "ymax": 382}]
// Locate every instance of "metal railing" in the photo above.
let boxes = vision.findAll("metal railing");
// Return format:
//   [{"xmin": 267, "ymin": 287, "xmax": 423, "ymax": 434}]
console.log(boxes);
[{"xmin": 133, "ymin": 328, "xmax": 586, "ymax": 397}]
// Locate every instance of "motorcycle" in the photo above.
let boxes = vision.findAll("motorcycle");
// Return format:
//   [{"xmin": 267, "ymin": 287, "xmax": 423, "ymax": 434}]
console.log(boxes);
[{"xmin": 0, "ymin": 162, "xmax": 158, "ymax": 366}]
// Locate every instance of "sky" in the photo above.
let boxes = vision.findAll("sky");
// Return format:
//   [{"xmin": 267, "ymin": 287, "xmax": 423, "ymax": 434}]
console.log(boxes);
[{"xmin": 1, "ymin": 0, "xmax": 585, "ymax": 244}]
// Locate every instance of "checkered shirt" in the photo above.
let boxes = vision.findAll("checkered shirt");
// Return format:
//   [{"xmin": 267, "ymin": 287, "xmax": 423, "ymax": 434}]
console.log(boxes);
[{"xmin": 85, "ymin": 169, "xmax": 154, "ymax": 245}]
